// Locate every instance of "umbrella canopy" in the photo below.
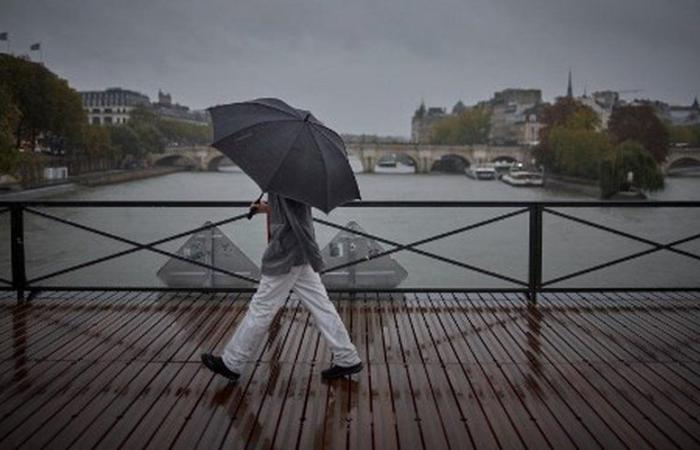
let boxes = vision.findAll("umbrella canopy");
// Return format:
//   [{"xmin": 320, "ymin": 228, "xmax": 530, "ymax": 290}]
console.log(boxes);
[{"xmin": 208, "ymin": 98, "xmax": 361, "ymax": 213}]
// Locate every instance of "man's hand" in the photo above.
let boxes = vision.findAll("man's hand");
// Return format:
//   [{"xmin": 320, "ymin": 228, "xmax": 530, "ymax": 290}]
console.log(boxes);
[{"xmin": 250, "ymin": 200, "xmax": 271, "ymax": 215}]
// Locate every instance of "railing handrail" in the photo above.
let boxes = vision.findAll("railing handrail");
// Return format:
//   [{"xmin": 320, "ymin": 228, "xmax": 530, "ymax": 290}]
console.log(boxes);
[
  {"xmin": 2, "ymin": 199, "xmax": 699, "ymax": 302},
  {"xmin": 1, "ymin": 200, "xmax": 700, "ymax": 208}
]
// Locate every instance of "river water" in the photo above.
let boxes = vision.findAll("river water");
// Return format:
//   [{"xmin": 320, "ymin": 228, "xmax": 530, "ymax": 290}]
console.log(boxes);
[{"xmin": 1, "ymin": 168, "xmax": 699, "ymax": 290}]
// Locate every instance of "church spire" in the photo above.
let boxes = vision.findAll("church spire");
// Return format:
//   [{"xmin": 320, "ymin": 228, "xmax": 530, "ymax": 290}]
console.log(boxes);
[
  {"xmin": 692, "ymin": 96, "xmax": 699, "ymax": 110},
  {"xmin": 567, "ymin": 68, "xmax": 573, "ymax": 98}
]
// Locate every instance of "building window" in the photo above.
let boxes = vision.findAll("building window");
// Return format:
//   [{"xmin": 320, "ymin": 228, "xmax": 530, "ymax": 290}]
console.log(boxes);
[
  {"xmin": 92, "ymin": 117, "xmax": 101, "ymax": 125},
  {"xmin": 104, "ymin": 116, "xmax": 113, "ymax": 125}
]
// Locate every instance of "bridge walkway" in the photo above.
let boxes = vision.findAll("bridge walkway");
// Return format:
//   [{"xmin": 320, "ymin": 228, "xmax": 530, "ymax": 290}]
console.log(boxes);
[{"xmin": 0, "ymin": 290, "xmax": 699, "ymax": 449}]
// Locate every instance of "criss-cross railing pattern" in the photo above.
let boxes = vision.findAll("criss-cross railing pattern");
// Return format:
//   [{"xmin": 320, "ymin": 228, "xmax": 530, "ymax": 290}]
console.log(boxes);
[{"xmin": 1, "ymin": 200, "xmax": 699, "ymax": 303}]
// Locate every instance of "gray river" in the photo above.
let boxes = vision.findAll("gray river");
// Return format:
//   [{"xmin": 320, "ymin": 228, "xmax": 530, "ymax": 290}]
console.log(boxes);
[{"xmin": 1, "ymin": 168, "xmax": 699, "ymax": 290}]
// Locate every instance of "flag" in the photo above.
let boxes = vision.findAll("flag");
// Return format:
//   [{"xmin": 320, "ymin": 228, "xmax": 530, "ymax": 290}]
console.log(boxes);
[
  {"xmin": 0, "ymin": 32, "xmax": 8, "ymax": 41},
  {"xmin": 30, "ymin": 42, "xmax": 40, "ymax": 51}
]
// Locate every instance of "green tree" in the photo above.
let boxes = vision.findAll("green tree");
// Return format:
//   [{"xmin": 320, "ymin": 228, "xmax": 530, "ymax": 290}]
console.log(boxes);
[
  {"xmin": 548, "ymin": 127, "xmax": 612, "ymax": 179},
  {"xmin": 109, "ymin": 125, "xmax": 142, "ymax": 159},
  {"xmin": 608, "ymin": 104, "xmax": 669, "ymax": 163},
  {"xmin": 534, "ymin": 97, "xmax": 600, "ymax": 172},
  {"xmin": 600, "ymin": 141, "xmax": 664, "ymax": 198},
  {"xmin": 158, "ymin": 119, "xmax": 211, "ymax": 146},
  {"xmin": 431, "ymin": 107, "xmax": 491, "ymax": 145},
  {"xmin": 0, "ymin": 54, "xmax": 86, "ymax": 154}
]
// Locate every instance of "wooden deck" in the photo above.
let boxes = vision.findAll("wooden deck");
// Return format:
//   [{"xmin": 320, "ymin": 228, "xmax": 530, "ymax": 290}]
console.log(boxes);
[{"xmin": 0, "ymin": 290, "xmax": 699, "ymax": 449}]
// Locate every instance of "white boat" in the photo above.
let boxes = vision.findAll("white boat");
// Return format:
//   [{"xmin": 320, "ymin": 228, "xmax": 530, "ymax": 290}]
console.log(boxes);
[
  {"xmin": 501, "ymin": 171, "xmax": 544, "ymax": 187},
  {"xmin": 465, "ymin": 165, "xmax": 497, "ymax": 180}
]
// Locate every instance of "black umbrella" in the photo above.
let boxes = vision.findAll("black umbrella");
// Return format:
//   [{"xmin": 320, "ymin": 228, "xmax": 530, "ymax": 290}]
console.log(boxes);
[{"xmin": 208, "ymin": 98, "xmax": 361, "ymax": 214}]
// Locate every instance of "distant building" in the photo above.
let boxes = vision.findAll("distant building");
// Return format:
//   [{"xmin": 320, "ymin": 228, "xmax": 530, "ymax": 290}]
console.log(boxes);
[
  {"xmin": 151, "ymin": 89, "xmax": 210, "ymax": 126},
  {"xmin": 411, "ymin": 102, "xmax": 448, "ymax": 143},
  {"xmin": 522, "ymin": 103, "xmax": 548, "ymax": 146},
  {"xmin": 79, "ymin": 87, "xmax": 209, "ymax": 126},
  {"xmin": 665, "ymin": 98, "xmax": 700, "ymax": 126},
  {"xmin": 628, "ymin": 97, "xmax": 700, "ymax": 126},
  {"xmin": 79, "ymin": 87, "xmax": 150, "ymax": 125},
  {"xmin": 578, "ymin": 90, "xmax": 621, "ymax": 129},
  {"xmin": 488, "ymin": 89, "xmax": 543, "ymax": 145}
]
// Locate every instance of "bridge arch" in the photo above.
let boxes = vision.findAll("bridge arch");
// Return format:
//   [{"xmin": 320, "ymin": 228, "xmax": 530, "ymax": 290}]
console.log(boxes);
[
  {"xmin": 206, "ymin": 154, "xmax": 236, "ymax": 171},
  {"xmin": 430, "ymin": 154, "xmax": 471, "ymax": 173},
  {"xmin": 152, "ymin": 154, "xmax": 197, "ymax": 168},
  {"xmin": 491, "ymin": 155, "xmax": 518, "ymax": 164},
  {"xmin": 666, "ymin": 156, "xmax": 700, "ymax": 175},
  {"xmin": 372, "ymin": 153, "xmax": 418, "ymax": 173}
]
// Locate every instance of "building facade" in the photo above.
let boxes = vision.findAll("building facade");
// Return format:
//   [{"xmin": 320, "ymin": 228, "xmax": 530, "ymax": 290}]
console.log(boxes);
[
  {"xmin": 411, "ymin": 103, "xmax": 448, "ymax": 143},
  {"xmin": 79, "ymin": 88, "xmax": 209, "ymax": 126},
  {"xmin": 488, "ymin": 89, "xmax": 543, "ymax": 146},
  {"xmin": 79, "ymin": 88, "xmax": 150, "ymax": 125}
]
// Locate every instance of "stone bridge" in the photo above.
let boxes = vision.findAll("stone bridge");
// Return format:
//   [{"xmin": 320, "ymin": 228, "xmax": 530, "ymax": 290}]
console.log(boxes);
[
  {"xmin": 147, "ymin": 146, "xmax": 234, "ymax": 171},
  {"xmin": 346, "ymin": 142, "xmax": 529, "ymax": 173},
  {"xmin": 148, "ymin": 144, "xmax": 700, "ymax": 175},
  {"xmin": 148, "ymin": 144, "xmax": 531, "ymax": 173},
  {"xmin": 663, "ymin": 147, "xmax": 700, "ymax": 174}
]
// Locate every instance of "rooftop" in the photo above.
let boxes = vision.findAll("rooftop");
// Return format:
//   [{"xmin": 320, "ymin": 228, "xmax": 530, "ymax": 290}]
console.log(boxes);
[{"xmin": 1, "ymin": 289, "xmax": 698, "ymax": 449}]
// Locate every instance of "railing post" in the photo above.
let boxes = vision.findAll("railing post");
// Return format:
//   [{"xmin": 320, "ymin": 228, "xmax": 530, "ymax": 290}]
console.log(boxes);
[
  {"xmin": 528, "ymin": 204, "xmax": 543, "ymax": 303},
  {"xmin": 11, "ymin": 204, "xmax": 27, "ymax": 304}
]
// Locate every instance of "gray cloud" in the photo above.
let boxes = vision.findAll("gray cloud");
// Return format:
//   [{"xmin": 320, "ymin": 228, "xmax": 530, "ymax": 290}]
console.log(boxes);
[{"xmin": 2, "ymin": 0, "xmax": 699, "ymax": 135}]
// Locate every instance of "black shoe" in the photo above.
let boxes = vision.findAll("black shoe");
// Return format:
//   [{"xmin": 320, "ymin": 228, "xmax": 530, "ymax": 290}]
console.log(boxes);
[
  {"xmin": 200, "ymin": 353, "xmax": 240, "ymax": 382},
  {"xmin": 321, "ymin": 361, "xmax": 363, "ymax": 379}
]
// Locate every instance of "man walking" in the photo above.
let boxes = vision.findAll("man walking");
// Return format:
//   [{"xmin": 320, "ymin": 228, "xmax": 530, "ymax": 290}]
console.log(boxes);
[{"xmin": 201, "ymin": 193, "xmax": 363, "ymax": 382}]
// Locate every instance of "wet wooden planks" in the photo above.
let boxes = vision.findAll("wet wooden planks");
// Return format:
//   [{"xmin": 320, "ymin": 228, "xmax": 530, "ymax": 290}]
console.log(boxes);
[{"xmin": 0, "ymin": 290, "xmax": 698, "ymax": 449}]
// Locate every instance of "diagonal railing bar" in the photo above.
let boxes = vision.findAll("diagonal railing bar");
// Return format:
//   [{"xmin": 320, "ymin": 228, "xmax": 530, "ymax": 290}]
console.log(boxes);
[
  {"xmin": 23, "ymin": 207, "xmax": 260, "ymax": 284},
  {"xmin": 544, "ymin": 207, "xmax": 700, "ymax": 261},
  {"xmin": 541, "ymin": 231, "xmax": 700, "ymax": 287},
  {"xmin": 315, "ymin": 207, "xmax": 530, "ymax": 286},
  {"xmin": 26, "ymin": 210, "xmax": 252, "ymax": 284},
  {"xmin": 0, "ymin": 276, "xmax": 12, "ymax": 285}
]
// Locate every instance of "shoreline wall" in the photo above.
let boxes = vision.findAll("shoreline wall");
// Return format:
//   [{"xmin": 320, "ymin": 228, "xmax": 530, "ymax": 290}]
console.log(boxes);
[
  {"xmin": 544, "ymin": 173, "xmax": 601, "ymax": 198},
  {"xmin": 0, "ymin": 166, "xmax": 186, "ymax": 198}
]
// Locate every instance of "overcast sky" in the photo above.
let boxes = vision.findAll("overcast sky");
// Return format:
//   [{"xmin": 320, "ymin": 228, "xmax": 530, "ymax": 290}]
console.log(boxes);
[{"xmin": 2, "ymin": 0, "xmax": 699, "ymax": 136}]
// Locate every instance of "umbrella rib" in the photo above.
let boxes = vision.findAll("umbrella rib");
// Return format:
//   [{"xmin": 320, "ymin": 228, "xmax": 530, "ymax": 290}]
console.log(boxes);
[
  {"xmin": 308, "ymin": 126, "xmax": 330, "ymax": 212},
  {"xmin": 310, "ymin": 123, "xmax": 347, "ymax": 153}
]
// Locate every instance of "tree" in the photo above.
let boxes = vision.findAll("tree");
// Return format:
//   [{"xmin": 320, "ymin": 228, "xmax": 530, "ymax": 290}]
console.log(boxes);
[
  {"xmin": 548, "ymin": 127, "xmax": 612, "ymax": 179},
  {"xmin": 430, "ymin": 107, "xmax": 491, "ymax": 145},
  {"xmin": 109, "ymin": 125, "xmax": 142, "ymax": 159},
  {"xmin": 534, "ymin": 97, "xmax": 600, "ymax": 171},
  {"xmin": 608, "ymin": 104, "xmax": 669, "ymax": 163},
  {"xmin": 0, "ymin": 83, "xmax": 22, "ymax": 174},
  {"xmin": 0, "ymin": 54, "xmax": 86, "ymax": 154},
  {"xmin": 600, "ymin": 141, "xmax": 664, "ymax": 198},
  {"xmin": 158, "ymin": 119, "xmax": 212, "ymax": 146}
]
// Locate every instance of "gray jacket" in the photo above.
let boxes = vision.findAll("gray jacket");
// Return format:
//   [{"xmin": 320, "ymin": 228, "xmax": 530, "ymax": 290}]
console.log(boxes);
[{"xmin": 260, "ymin": 193, "xmax": 324, "ymax": 276}]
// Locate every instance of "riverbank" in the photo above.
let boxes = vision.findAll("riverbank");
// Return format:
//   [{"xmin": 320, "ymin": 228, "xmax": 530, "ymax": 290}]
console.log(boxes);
[
  {"xmin": 543, "ymin": 173, "xmax": 648, "ymax": 200},
  {"xmin": 544, "ymin": 173, "xmax": 601, "ymax": 198},
  {"xmin": 0, "ymin": 166, "xmax": 186, "ymax": 199}
]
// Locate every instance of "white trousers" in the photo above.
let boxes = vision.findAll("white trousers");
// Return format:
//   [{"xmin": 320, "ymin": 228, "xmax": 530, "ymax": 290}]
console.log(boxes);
[{"xmin": 222, "ymin": 264, "xmax": 361, "ymax": 373}]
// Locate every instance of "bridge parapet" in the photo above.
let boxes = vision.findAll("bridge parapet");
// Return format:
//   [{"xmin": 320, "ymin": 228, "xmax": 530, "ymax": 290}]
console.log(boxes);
[{"xmin": 346, "ymin": 142, "xmax": 530, "ymax": 173}]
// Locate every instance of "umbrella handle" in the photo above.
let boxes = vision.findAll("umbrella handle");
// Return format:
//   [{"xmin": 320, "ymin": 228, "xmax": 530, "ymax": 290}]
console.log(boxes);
[{"xmin": 246, "ymin": 192, "xmax": 265, "ymax": 220}]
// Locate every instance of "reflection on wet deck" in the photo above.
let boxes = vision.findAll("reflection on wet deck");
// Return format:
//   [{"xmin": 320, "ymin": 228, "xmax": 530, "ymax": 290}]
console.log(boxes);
[{"xmin": 0, "ymin": 290, "xmax": 699, "ymax": 449}]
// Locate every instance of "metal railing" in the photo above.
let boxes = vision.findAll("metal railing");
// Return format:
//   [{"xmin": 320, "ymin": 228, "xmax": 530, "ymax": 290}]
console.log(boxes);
[{"xmin": 1, "ymin": 200, "xmax": 699, "ymax": 303}]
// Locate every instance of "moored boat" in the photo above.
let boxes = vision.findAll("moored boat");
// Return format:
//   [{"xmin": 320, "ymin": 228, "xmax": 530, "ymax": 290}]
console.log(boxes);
[
  {"xmin": 465, "ymin": 165, "xmax": 497, "ymax": 180},
  {"xmin": 501, "ymin": 171, "xmax": 544, "ymax": 187}
]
